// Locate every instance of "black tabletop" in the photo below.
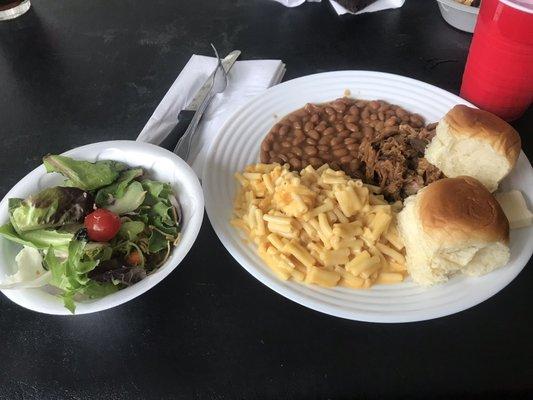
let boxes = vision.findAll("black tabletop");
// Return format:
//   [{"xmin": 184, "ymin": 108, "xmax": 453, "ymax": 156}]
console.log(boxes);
[{"xmin": 1, "ymin": 1, "xmax": 532, "ymax": 399}]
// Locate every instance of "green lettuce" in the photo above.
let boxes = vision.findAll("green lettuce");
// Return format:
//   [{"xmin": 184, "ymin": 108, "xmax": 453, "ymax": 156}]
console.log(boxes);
[
  {"xmin": 118, "ymin": 220, "xmax": 145, "ymax": 241},
  {"xmin": 148, "ymin": 230, "xmax": 169, "ymax": 253},
  {"xmin": 141, "ymin": 181, "xmax": 179, "ymax": 237},
  {"xmin": 43, "ymin": 155, "xmax": 128, "ymax": 191},
  {"xmin": 94, "ymin": 168, "xmax": 143, "ymax": 207},
  {"xmin": 45, "ymin": 239, "xmax": 118, "ymax": 313},
  {"xmin": 104, "ymin": 181, "xmax": 146, "ymax": 215},
  {"xmin": 9, "ymin": 187, "xmax": 93, "ymax": 233},
  {"xmin": 142, "ymin": 180, "xmax": 173, "ymax": 205},
  {"xmin": 0, "ymin": 223, "xmax": 73, "ymax": 251},
  {"xmin": 83, "ymin": 242, "xmax": 113, "ymax": 262},
  {"xmin": 132, "ymin": 179, "xmax": 180, "ymax": 255},
  {"xmin": 79, "ymin": 280, "xmax": 118, "ymax": 299}
]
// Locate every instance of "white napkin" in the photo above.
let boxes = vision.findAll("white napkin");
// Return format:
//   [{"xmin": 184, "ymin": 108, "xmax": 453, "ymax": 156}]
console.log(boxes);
[
  {"xmin": 330, "ymin": 0, "xmax": 404, "ymax": 15},
  {"xmin": 273, "ymin": 0, "xmax": 404, "ymax": 15},
  {"xmin": 137, "ymin": 55, "xmax": 286, "ymax": 176}
]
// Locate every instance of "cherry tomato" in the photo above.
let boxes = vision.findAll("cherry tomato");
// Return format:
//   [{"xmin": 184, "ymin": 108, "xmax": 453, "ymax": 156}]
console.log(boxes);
[{"xmin": 84, "ymin": 209, "xmax": 121, "ymax": 242}]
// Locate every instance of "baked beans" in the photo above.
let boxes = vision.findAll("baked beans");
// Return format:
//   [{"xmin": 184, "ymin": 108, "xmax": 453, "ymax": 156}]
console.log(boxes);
[{"xmin": 260, "ymin": 97, "xmax": 427, "ymax": 178}]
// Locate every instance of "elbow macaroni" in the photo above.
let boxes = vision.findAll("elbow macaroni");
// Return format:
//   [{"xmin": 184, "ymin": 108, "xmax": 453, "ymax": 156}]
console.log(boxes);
[{"xmin": 231, "ymin": 163, "xmax": 408, "ymax": 289}]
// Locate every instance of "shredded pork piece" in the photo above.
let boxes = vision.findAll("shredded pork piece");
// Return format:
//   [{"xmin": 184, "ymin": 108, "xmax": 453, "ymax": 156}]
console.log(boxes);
[{"xmin": 357, "ymin": 124, "xmax": 444, "ymax": 201}]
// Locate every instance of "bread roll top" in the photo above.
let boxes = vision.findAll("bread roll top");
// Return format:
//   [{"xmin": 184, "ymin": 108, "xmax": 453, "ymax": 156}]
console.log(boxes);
[
  {"xmin": 419, "ymin": 176, "xmax": 509, "ymax": 245},
  {"xmin": 445, "ymin": 105, "xmax": 521, "ymax": 167}
]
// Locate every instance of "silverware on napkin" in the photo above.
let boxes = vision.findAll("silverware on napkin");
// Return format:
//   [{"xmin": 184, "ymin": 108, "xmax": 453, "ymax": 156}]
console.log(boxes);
[{"xmin": 159, "ymin": 47, "xmax": 241, "ymax": 159}]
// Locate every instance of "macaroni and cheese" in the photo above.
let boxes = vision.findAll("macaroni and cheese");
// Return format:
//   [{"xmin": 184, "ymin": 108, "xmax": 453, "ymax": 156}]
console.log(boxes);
[{"xmin": 231, "ymin": 163, "xmax": 407, "ymax": 289}]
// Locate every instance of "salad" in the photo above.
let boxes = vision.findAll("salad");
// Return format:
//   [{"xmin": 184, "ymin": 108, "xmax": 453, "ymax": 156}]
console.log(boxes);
[{"xmin": 0, "ymin": 155, "xmax": 182, "ymax": 312}]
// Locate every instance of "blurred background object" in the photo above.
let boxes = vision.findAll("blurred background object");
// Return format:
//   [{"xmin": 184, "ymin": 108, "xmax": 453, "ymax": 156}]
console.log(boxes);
[
  {"xmin": 436, "ymin": 0, "xmax": 480, "ymax": 32},
  {"xmin": 0, "ymin": 0, "xmax": 30, "ymax": 20},
  {"xmin": 332, "ymin": 0, "xmax": 380, "ymax": 12},
  {"xmin": 273, "ymin": 0, "xmax": 404, "ymax": 15},
  {"xmin": 460, "ymin": 0, "xmax": 533, "ymax": 121},
  {"xmin": 455, "ymin": 0, "xmax": 481, "ymax": 6}
]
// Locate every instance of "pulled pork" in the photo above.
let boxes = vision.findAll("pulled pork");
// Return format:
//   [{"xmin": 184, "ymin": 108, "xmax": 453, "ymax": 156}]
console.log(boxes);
[{"xmin": 356, "ymin": 122, "xmax": 443, "ymax": 201}]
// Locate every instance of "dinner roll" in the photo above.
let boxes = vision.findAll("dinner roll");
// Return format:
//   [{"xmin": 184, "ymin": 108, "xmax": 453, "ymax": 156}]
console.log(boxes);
[
  {"xmin": 425, "ymin": 105, "xmax": 521, "ymax": 192},
  {"xmin": 397, "ymin": 176, "xmax": 510, "ymax": 286}
]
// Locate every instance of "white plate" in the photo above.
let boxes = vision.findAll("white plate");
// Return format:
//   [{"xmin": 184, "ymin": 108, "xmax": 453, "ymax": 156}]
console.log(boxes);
[
  {"xmin": 0, "ymin": 140, "xmax": 204, "ymax": 315},
  {"xmin": 203, "ymin": 71, "xmax": 533, "ymax": 323}
]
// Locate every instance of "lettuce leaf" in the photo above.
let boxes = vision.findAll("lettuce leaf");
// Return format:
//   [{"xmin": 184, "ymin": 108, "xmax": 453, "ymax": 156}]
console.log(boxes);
[
  {"xmin": 45, "ymin": 239, "xmax": 115, "ymax": 313},
  {"xmin": 88, "ymin": 259, "xmax": 146, "ymax": 286},
  {"xmin": 142, "ymin": 180, "xmax": 172, "ymax": 198},
  {"xmin": 141, "ymin": 180, "xmax": 173, "ymax": 206},
  {"xmin": 0, "ymin": 247, "xmax": 51, "ymax": 290},
  {"xmin": 103, "ymin": 182, "xmax": 146, "ymax": 215},
  {"xmin": 43, "ymin": 155, "xmax": 128, "ymax": 191},
  {"xmin": 83, "ymin": 242, "xmax": 113, "ymax": 262},
  {"xmin": 117, "ymin": 221, "xmax": 145, "ymax": 241},
  {"xmin": 9, "ymin": 187, "xmax": 93, "ymax": 233},
  {"xmin": 95, "ymin": 168, "xmax": 143, "ymax": 207},
  {"xmin": 0, "ymin": 223, "xmax": 73, "ymax": 251},
  {"xmin": 133, "ymin": 179, "xmax": 180, "ymax": 258},
  {"xmin": 80, "ymin": 281, "xmax": 118, "ymax": 298},
  {"xmin": 152, "ymin": 201, "xmax": 173, "ymax": 224},
  {"xmin": 148, "ymin": 230, "xmax": 169, "ymax": 253}
]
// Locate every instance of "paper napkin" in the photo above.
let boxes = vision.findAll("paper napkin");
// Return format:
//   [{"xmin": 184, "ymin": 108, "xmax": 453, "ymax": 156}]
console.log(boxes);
[{"xmin": 137, "ymin": 55, "xmax": 286, "ymax": 176}]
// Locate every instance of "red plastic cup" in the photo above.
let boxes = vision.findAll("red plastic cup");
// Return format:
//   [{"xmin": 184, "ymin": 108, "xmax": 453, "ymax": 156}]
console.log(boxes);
[{"xmin": 460, "ymin": 0, "xmax": 533, "ymax": 121}]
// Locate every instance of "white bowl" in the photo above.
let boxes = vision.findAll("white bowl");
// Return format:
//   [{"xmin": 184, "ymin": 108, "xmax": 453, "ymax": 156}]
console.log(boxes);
[
  {"xmin": 0, "ymin": 140, "xmax": 204, "ymax": 315},
  {"xmin": 437, "ymin": 0, "xmax": 479, "ymax": 33}
]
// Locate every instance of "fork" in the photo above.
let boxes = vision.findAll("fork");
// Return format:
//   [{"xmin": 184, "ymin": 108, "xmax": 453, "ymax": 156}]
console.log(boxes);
[{"xmin": 174, "ymin": 44, "xmax": 228, "ymax": 161}]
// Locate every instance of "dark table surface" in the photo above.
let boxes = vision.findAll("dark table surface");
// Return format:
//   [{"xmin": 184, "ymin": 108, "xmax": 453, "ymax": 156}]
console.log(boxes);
[{"xmin": 1, "ymin": 0, "xmax": 532, "ymax": 399}]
